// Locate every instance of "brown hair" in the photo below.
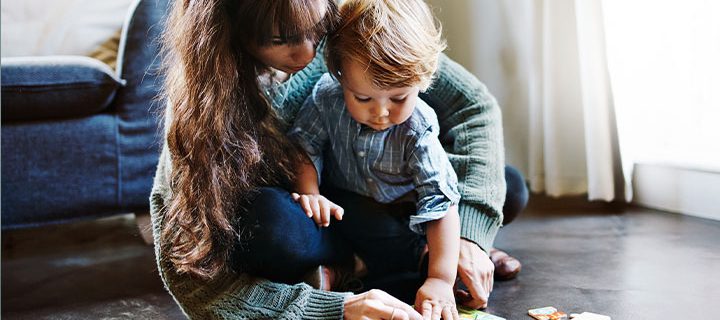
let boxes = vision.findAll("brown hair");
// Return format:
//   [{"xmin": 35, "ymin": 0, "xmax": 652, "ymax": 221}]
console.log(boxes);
[
  {"xmin": 326, "ymin": 0, "xmax": 446, "ymax": 91},
  {"xmin": 160, "ymin": 0, "xmax": 336, "ymax": 279}
]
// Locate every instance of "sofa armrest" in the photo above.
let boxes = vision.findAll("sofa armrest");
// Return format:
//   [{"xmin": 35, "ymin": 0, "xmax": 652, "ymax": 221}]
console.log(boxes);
[
  {"xmin": 113, "ymin": 0, "xmax": 169, "ymax": 115},
  {"xmin": 111, "ymin": 0, "xmax": 170, "ymax": 211}
]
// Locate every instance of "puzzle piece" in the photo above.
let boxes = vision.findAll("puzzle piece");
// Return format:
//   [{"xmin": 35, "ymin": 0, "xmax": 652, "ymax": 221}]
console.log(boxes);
[
  {"xmin": 528, "ymin": 306, "xmax": 568, "ymax": 320},
  {"xmin": 569, "ymin": 312, "xmax": 611, "ymax": 320}
]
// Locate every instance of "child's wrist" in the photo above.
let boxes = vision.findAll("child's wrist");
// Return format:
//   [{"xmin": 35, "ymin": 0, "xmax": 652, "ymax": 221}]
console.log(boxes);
[
  {"xmin": 425, "ymin": 274, "xmax": 455, "ymax": 286},
  {"xmin": 294, "ymin": 185, "xmax": 320, "ymax": 195}
]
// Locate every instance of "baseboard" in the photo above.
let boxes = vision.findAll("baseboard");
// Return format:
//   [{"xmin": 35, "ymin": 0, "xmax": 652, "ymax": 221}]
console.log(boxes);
[{"xmin": 632, "ymin": 162, "xmax": 720, "ymax": 221}]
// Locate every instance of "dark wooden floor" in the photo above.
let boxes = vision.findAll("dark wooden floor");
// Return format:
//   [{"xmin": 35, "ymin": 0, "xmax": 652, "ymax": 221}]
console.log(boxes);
[{"xmin": 3, "ymin": 196, "xmax": 719, "ymax": 319}]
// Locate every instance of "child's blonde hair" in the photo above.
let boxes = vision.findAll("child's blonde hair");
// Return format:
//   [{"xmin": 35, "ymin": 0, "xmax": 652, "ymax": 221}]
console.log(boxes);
[{"xmin": 326, "ymin": 0, "xmax": 446, "ymax": 91}]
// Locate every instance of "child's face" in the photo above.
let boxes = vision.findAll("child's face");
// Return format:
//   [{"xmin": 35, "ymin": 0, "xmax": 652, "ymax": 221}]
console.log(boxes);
[{"xmin": 340, "ymin": 59, "xmax": 419, "ymax": 131}]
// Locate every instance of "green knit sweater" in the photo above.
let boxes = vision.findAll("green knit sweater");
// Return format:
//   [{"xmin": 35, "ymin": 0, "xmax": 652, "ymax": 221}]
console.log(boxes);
[{"xmin": 150, "ymin": 51, "xmax": 505, "ymax": 319}]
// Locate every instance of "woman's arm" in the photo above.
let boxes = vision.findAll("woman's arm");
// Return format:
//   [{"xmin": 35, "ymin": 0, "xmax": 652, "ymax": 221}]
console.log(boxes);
[
  {"xmin": 420, "ymin": 53, "xmax": 506, "ymax": 309},
  {"xmin": 421, "ymin": 53, "xmax": 506, "ymax": 252}
]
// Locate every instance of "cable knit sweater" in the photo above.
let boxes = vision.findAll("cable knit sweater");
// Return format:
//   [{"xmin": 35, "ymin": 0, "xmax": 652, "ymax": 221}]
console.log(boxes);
[{"xmin": 150, "ymin": 50, "xmax": 505, "ymax": 319}]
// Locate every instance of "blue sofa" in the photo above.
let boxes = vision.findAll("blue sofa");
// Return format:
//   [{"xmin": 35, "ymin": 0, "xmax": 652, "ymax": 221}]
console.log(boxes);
[{"xmin": 1, "ymin": 0, "xmax": 169, "ymax": 229}]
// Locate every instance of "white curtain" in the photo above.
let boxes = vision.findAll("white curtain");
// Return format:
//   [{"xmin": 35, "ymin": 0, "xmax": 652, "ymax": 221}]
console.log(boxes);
[{"xmin": 429, "ymin": 0, "xmax": 626, "ymax": 200}]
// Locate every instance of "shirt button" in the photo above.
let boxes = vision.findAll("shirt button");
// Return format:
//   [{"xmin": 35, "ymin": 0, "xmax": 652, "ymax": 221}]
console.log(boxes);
[{"xmin": 357, "ymin": 151, "xmax": 366, "ymax": 157}]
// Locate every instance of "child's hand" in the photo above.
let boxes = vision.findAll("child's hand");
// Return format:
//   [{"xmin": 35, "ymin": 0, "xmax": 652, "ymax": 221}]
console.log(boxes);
[
  {"xmin": 291, "ymin": 193, "xmax": 344, "ymax": 227},
  {"xmin": 414, "ymin": 277, "xmax": 459, "ymax": 320}
]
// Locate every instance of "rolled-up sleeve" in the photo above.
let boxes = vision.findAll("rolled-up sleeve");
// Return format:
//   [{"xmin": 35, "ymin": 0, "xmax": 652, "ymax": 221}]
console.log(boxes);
[{"xmin": 407, "ymin": 127, "xmax": 461, "ymax": 234}]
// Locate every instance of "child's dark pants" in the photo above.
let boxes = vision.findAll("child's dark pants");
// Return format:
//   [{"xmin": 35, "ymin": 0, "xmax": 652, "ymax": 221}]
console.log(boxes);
[{"xmin": 236, "ymin": 165, "xmax": 528, "ymax": 301}]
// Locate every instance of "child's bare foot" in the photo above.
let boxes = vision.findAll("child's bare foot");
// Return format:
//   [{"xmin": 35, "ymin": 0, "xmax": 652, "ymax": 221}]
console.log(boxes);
[
  {"xmin": 320, "ymin": 265, "xmax": 334, "ymax": 291},
  {"xmin": 303, "ymin": 263, "xmax": 364, "ymax": 292}
]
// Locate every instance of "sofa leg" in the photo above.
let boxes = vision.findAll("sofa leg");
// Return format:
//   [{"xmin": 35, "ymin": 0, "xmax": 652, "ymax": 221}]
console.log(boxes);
[{"xmin": 134, "ymin": 211, "xmax": 154, "ymax": 245}]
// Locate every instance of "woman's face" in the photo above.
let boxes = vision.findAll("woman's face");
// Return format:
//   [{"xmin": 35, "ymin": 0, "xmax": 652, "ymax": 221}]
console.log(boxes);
[{"xmin": 246, "ymin": 0, "xmax": 328, "ymax": 74}]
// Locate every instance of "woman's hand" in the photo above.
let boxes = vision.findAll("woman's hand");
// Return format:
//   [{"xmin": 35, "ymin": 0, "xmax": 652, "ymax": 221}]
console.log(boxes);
[
  {"xmin": 344, "ymin": 289, "xmax": 422, "ymax": 320},
  {"xmin": 456, "ymin": 239, "xmax": 494, "ymax": 309},
  {"xmin": 291, "ymin": 193, "xmax": 344, "ymax": 227},
  {"xmin": 414, "ymin": 277, "xmax": 459, "ymax": 320}
]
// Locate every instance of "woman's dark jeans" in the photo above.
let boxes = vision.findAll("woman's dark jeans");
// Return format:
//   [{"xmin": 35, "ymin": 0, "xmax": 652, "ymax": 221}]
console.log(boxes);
[{"xmin": 236, "ymin": 165, "xmax": 528, "ymax": 294}]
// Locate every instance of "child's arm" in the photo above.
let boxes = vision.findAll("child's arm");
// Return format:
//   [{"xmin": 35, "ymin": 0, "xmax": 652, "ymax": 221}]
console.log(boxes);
[
  {"xmin": 287, "ymin": 75, "xmax": 344, "ymax": 227},
  {"xmin": 295, "ymin": 152, "xmax": 321, "ymax": 195},
  {"xmin": 291, "ymin": 154, "xmax": 343, "ymax": 227},
  {"xmin": 414, "ymin": 205, "xmax": 460, "ymax": 319},
  {"xmin": 405, "ymin": 114, "xmax": 462, "ymax": 319},
  {"xmin": 425, "ymin": 205, "xmax": 460, "ymax": 283}
]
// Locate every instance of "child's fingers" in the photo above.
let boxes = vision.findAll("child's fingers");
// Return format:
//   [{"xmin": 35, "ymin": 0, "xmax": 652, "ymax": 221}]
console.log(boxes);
[
  {"xmin": 331, "ymin": 205, "xmax": 344, "ymax": 221},
  {"xmin": 308, "ymin": 199, "xmax": 323, "ymax": 226},
  {"xmin": 452, "ymin": 305, "xmax": 460, "ymax": 320},
  {"xmin": 421, "ymin": 300, "xmax": 432, "ymax": 320},
  {"xmin": 291, "ymin": 193, "xmax": 300, "ymax": 201},
  {"xmin": 431, "ymin": 302, "xmax": 442, "ymax": 320},
  {"xmin": 312, "ymin": 212, "xmax": 323, "ymax": 226},
  {"xmin": 442, "ymin": 304, "xmax": 459, "ymax": 320},
  {"xmin": 320, "ymin": 201, "xmax": 331, "ymax": 227},
  {"xmin": 298, "ymin": 196, "xmax": 313, "ymax": 218},
  {"xmin": 310, "ymin": 198, "xmax": 321, "ymax": 223}
]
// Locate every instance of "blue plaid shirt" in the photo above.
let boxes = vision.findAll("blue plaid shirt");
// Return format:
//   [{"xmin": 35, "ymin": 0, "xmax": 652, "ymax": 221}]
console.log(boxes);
[{"xmin": 288, "ymin": 74, "xmax": 460, "ymax": 234}]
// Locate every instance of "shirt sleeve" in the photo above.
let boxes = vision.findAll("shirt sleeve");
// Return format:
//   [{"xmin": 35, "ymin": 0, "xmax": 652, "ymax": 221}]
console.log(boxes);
[
  {"xmin": 406, "ymin": 126, "xmax": 461, "ymax": 235},
  {"xmin": 287, "ymin": 82, "xmax": 330, "ymax": 185},
  {"xmin": 419, "ymin": 53, "xmax": 506, "ymax": 252}
]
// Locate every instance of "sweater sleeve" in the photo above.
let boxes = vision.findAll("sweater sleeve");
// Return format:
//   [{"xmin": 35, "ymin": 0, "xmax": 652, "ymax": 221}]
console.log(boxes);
[
  {"xmin": 149, "ymin": 106, "xmax": 349, "ymax": 319},
  {"xmin": 419, "ymin": 53, "xmax": 507, "ymax": 253}
]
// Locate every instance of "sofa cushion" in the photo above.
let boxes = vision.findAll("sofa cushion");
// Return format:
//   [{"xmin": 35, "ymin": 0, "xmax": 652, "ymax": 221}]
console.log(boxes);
[{"xmin": 1, "ymin": 56, "xmax": 126, "ymax": 121}]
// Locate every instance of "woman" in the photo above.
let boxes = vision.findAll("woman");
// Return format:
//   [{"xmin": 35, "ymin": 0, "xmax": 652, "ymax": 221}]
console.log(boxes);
[{"xmin": 151, "ymin": 0, "xmax": 527, "ymax": 318}]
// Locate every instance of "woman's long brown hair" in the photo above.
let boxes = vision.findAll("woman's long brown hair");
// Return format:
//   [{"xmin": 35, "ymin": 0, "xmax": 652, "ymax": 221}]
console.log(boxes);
[{"xmin": 160, "ymin": 0, "xmax": 336, "ymax": 279}]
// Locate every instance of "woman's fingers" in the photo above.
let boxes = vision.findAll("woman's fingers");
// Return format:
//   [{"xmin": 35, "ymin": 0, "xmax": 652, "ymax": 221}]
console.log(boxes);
[
  {"xmin": 457, "ymin": 270, "xmax": 488, "ymax": 309},
  {"xmin": 488, "ymin": 271, "xmax": 494, "ymax": 295},
  {"xmin": 344, "ymin": 290, "xmax": 422, "ymax": 320},
  {"xmin": 383, "ymin": 294, "xmax": 422, "ymax": 320},
  {"xmin": 371, "ymin": 290, "xmax": 421, "ymax": 320},
  {"xmin": 375, "ymin": 302, "xmax": 410, "ymax": 320},
  {"xmin": 454, "ymin": 288, "xmax": 472, "ymax": 304}
]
